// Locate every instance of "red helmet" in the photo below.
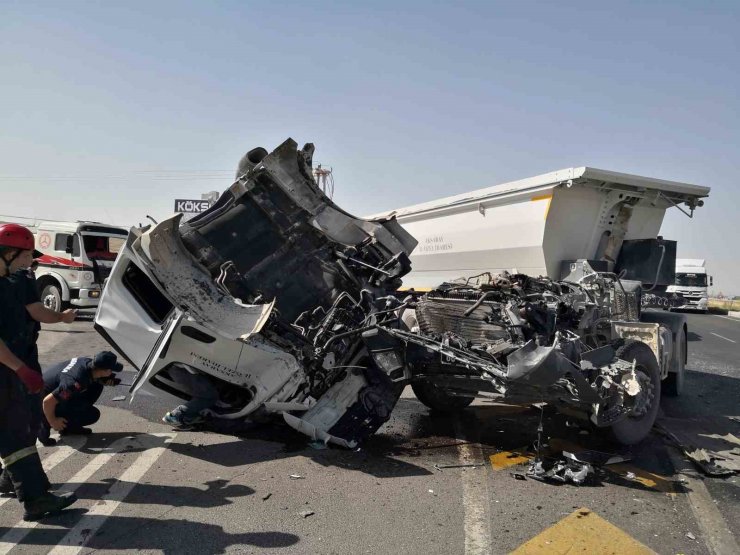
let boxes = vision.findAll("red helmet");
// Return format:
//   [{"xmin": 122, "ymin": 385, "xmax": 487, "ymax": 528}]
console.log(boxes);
[{"xmin": 0, "ymin": 223, "xmax": 36, "ymax": 251}]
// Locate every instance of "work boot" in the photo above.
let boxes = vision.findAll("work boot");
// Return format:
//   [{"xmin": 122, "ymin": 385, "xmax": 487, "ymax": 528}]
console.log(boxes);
[
  {"xmin": 60, "ymin": 427, "xmax": 93, "ymax": 436},
  {"xmin": 0, "ymin": 471, "xmax": 16, "ymax": 497},
  {"xmin": 23, "ymin": 492, "xmax": 77, "ymax": 521},
  {"xmin": 38, "ymin": 419, "xmax": 56, "ymax": 446}
]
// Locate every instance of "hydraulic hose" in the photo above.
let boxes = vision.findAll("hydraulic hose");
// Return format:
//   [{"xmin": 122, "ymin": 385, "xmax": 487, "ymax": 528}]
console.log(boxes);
[{"xmin": 643, "ymin": 243, "xmax": 666, "ymax": 292}]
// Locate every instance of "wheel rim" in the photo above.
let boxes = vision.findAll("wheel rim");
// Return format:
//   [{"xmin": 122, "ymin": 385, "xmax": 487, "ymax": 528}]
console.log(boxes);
[{"xmin": 43, "ymin": 293, "xmax": 59, "ymax": 312}]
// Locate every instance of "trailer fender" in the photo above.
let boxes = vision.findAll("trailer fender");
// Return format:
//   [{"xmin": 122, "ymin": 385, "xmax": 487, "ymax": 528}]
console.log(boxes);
[
  {"xmin": 36, "ymin": 271, "xmax": 71, "ymax": 302},
  {"xmin": 639, "ymin": 311, "xmax": 687, "ymax": 375}
]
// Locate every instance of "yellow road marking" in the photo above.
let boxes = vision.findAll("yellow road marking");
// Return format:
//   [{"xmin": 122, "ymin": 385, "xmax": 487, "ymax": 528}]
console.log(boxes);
[
  {"xmin": 511, "ymin": 507, "xmax": 655, "ymax": 554},
  {"xmin": 488, "ymin": 437, "xmax": 673, "ymax": 493},
  {"xmin": 606, "ymin": 464, "xmax": 675, "ymax": 493},
  {"xmin": 489, "ymin": 449, "xmax": 532, "ymax": 470}
]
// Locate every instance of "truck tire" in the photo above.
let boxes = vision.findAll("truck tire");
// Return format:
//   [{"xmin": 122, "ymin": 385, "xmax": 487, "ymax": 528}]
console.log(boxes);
[
  {"xmin": 411, "ymin": 381, "xmax": 475, "ymax": 413},
  {"xmin": 663, "ymin": 328, "xmax": 686, "ymax": 397},
  {"xmin": 401, "ymin": 308, "xmax": 476, "ymax": 413},
  {"xmin": 40, "ymin": 283, "xmax": 64, "ymax": 312},
  {"xmin": 610, "ymin": 340, "xmax": 661, "ymax": 445}
]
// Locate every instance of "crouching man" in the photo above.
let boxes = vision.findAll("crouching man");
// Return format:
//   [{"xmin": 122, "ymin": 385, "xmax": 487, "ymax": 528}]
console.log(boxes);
[{"xmin": 40, "ymin": 351, "xmax": 122, "ymax": 441}]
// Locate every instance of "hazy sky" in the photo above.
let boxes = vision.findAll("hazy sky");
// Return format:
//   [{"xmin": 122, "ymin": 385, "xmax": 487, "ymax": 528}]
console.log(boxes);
[{"xmin": 2, "ymin": 1, "xmax": 738, "ymax": 293}]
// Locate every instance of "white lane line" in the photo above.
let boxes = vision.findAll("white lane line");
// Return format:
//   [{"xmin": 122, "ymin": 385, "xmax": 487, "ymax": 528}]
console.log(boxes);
[
  {"xmin": 667, "ymin": 447, "xmax": 739, "ymax": 555},
  {"xmin": 48, "ymin": 433, "xmax": 176, "ymax": 555},
  {"xmin": 0, "ymin": 434, "xmax": 169, "ymax": 554},
  {"xmin": 454, "ymin": 419, "xmax": 492, "ymax": 555},
  {"xmin": 710, "ymin": 332, "xmax": 736, "ymax": 344},
  {"xmin": 714, "ymin": 315, "xmax": 739, "ymax": 323},
  {"xmin": 0, "ymin": 436, "xmax": 86, "ymax": 510}
]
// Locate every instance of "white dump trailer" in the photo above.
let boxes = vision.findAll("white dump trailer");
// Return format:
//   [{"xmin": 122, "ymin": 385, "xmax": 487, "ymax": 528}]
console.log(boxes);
[
  {"xmin": 370, "ymin": 167, "xmax": 710, "ymax": 409},
  {"xmin": 370, "ymin": 167, "xmax": 709, "ymax": 290}
]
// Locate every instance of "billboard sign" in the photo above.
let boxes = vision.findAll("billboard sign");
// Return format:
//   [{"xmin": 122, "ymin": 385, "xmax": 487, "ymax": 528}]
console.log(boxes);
[{"xmin": 174, "ymin": 199, "xmax": 211, "ymax": 213}]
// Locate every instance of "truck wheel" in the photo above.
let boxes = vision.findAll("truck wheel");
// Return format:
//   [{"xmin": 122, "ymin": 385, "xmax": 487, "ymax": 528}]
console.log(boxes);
[
  {"xmin": 402, "ymin": 309, "xmax": 475, "ymax": 412},
  {"xmin": 41, "ymin": 284, "xmax": 64, "ymax": 312},
  {"xmin": 411, "ymin": 381, "xmax": 475, "ymax": 413},
  {"xmin": 610, "ymin": 340, "xmax": 661, "ymax": 445},
  {"xmin": 663, "ymin": 328, "xmax": 686, "ymax": 397}
]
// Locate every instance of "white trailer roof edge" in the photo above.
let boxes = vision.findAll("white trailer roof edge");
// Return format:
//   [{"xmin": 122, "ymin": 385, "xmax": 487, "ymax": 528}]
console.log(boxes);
[{"xmin": 368, "ymin": 167, "xmax": 710, "ymax": 220}]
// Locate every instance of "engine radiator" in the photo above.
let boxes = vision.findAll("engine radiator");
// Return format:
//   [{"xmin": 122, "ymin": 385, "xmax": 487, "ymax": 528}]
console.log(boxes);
[{"xmin": 415, "ymin": 296, "xmax": 509, "ymax": 343}]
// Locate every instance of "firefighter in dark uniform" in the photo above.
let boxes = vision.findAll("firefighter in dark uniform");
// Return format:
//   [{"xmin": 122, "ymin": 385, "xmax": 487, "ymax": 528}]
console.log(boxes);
[
  {"xmin": 39, "ymin": 352, "xmax": 122, "ymax": 440},
  {"xmin": 24, "ymin": 260, "xmax": 52, "ymax": 445},
  {"xmin": 0, "ymin": 223, "xmax": 78, "ymax": 520}
]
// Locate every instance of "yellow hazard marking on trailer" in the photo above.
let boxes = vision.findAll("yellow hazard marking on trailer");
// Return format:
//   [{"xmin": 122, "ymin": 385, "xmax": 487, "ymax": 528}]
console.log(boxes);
[
  {"xmin": 396, "ymin": 287, "xmax": 433, "ymax": 292},
  {"xmin": 530, "ymin": 193, "xmax": 553, "ymax": 221},
  {"xmin": 511, "ymin": 507, "xmax": 655, "ymax": 554},
  {"xmin": 489, "ymin": 449, "xmax": 532, "ymax": 470}
]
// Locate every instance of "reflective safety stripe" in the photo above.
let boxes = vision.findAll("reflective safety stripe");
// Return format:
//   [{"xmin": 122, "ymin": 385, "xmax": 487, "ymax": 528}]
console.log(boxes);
[{"xmin": 0, "ymin": 445, "xmax": 38, "ymax": 467}]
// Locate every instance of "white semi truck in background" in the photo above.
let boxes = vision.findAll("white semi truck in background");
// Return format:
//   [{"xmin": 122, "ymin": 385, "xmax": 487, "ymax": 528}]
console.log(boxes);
[
  {"xmin": 0, "ymin": 215, "xmax": 129, "ymax": 311},
  {"xmin": 667, "ymin": 259, "xmax": 712, "ymax": 313},
  {"xmin": 372, "ymin": 166, "xmax": 711, "ymax": 400}
]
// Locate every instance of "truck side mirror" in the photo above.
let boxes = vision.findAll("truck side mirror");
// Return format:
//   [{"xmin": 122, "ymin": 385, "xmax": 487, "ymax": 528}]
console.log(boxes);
[
  {"xmin": 65, "ymin": 235, "xmax": 74, "ymax": 254},
  {"xmin": 710, "ymin": 276, "xmax": 714, "ymax": 286}
]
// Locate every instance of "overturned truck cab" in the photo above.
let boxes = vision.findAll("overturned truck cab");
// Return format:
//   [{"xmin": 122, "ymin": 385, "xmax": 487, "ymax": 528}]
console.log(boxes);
[{"xmin": 95, "ymin": 139, "xmax": 687, "ymax": 447}]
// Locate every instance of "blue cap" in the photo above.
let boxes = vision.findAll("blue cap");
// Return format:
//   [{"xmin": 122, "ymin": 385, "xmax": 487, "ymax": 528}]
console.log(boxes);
[{"xmin": 93, "ymin": 351, "xmax": 123, "ymax": 372}]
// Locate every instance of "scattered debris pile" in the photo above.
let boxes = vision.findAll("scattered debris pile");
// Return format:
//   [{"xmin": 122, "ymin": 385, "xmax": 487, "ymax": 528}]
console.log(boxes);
[{"xmin": 658, "ymin": 417, "xmax": 740, "ymax": 477}]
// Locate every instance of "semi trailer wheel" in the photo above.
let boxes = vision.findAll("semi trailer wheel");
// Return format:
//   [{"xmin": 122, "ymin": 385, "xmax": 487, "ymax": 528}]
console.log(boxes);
[{"xmin": 663, "ymin": 328, "xmax": 687, "ymax": 397}]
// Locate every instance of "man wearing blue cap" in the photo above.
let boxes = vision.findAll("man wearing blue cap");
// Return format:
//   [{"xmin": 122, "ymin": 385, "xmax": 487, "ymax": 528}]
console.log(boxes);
[{"xmin": 39, "ymin": 351, "xmax": 123, "ymax": 440}]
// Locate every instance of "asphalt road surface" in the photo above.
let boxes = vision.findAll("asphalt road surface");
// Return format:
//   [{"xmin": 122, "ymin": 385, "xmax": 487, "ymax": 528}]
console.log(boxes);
[{"xmin": 1, "ymin": 311, "xmax": 737, "ymax": 554}]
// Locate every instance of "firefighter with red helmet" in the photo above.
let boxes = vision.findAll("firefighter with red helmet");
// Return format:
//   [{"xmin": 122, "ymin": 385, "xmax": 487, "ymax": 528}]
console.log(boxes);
[{"xmin": 0, "ymin": 223, "xmax": 78, "ymax": 520}]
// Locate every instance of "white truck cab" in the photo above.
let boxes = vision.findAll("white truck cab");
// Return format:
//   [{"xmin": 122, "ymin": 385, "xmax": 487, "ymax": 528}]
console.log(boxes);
[
  {"xmin": 667, "ymin": 259, "xmax": 711, "ymax": 313},
  {"xmin": 0, "ymin": 216, "xmax": 129, "ymax": 311}
]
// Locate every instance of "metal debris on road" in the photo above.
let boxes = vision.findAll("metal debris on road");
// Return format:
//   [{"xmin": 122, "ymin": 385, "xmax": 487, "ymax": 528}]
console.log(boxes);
[
  {"xmin": 657, "ymin": 419, "xmax": 740, "ymax": 477},
  {"xmin": 289, "ymin": 474, "xmax": 305, "ymax": 480},
  {"xmin": 564, "ymin": 448, "xmax": 631, "ymax": 466},
  {"xmin": 111, "ymin": 395, "xmax": 127, "ymax": 402},
  {"xmin": 527, "ymin": 453, "xmax": 595, "ymax": 485},
  {"xmin": 298, "ymin": 510, "xmax": 315, "ymax": 518},
  {"xmin": 433, "ymin": 463, "xmax": 485, "ymax": 471},
  {"xmin": 511, "ymin": 472, "xmax": 527, "ymax": 481},
  {"xmin": 686, "ymin": 532, "xmax": 696, "ymax": 540}
]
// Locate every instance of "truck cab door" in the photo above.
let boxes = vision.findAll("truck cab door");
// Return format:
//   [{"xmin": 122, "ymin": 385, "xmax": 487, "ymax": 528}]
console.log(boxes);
[{"xmin": 94, "ymin": 232, "xmax": 176, "ymax": 371}]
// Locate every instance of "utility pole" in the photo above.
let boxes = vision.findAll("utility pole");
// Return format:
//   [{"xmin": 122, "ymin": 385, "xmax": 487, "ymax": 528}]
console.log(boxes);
[{"xmin": 313, "ymin": 164, "xmax": 334, "ymax": 199}]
